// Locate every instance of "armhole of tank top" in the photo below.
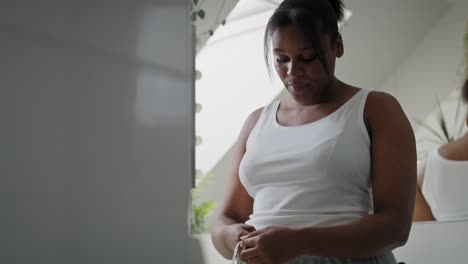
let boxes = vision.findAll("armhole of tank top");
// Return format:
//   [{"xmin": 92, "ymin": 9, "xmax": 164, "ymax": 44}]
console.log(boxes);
[
  {"xmin": 420, "ymin": 149, "xmax": 436, "ymax": 212},
  {"xmin": 358, "ymin": 89, "xmax": 371, "ymax": 145},
  {"xmin": 421, "ymin": 149, "xmax": 436, "ymax": 192},
  {"xmin": 245, "ymin": 104, "xmax": 270, "ymax": 149}
]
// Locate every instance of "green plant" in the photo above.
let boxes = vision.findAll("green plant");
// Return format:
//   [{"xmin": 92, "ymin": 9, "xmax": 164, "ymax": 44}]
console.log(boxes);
[
  {"xmin": 191, "ymin": 200, "xmax": 217, "ymax": 234},
  {"xmin": 191, "ymin": 0, "xmax": 206, "ymax": 23},
  {"xmin": 191, "ymin": 171, "xmax": 217, "ymax": 234},
  {"xmin": 191, "ymin": 0, "xmax": 228, "ymax": 36},
  {"xmin": 190, "ymin": 0, "xmax": 231, "ymax": 233},
  {"xmin": 192, "ymin": 54, "xmax": 215, "ymax": 233}
]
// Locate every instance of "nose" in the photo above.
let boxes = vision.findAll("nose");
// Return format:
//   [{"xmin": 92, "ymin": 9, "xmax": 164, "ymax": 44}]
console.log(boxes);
[{"xmin": 287, "ymin": 60, "xmax": 303, "ymax": 79}]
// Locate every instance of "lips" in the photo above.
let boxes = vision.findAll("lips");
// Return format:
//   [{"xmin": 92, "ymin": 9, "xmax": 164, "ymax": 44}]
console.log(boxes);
[
  {"xmin": 288, "ymin": 82, "xmax": 308, "ymax": 94},
  {"xmin": 288, "ymin": 82, "xmax": 308, "ymax": 89}
]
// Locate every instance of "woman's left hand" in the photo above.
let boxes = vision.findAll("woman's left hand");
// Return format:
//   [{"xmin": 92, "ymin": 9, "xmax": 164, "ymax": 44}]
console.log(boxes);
[{"xmin": 238, "ymin": 226, "xmax": 299, "ymax": 264}]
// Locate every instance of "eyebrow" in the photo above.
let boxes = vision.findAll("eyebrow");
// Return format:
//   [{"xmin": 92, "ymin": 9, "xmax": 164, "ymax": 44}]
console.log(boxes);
[{"xmin": 273, "ymin": 47, "xmax": 314, "ymax": 52}]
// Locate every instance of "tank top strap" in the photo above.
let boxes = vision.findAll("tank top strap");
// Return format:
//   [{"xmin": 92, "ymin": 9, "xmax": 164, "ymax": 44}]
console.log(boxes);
[
  {"xmin": 356, "ymin": 89, "xmax": 371, "ymax": 116},
  {"xmin": 421, "ymin": 149, "xmax": 440, "ymax": 218},
  {"xmin": 351, "ymin": 89, "xmax": 371, "ymax": 144},
  {"xmin": 245, "ymin": 102, "xmax": 277, "ymax": 148}
]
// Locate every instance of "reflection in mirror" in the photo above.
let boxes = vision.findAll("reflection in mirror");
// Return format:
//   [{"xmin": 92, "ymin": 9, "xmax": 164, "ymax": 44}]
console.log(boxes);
[{"xmin": 412, "ymin": 24, "xmax": 468, "ymax": 223}]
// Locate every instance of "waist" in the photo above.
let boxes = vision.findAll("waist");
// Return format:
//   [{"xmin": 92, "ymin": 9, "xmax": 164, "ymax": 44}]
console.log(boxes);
[
  {"xmin": 286, "ymin": 252, "xmax": 397, "ymax": 264},
  {"xmin": 246, "ymin": 212, "xmax": 370, "ymax": 230}
]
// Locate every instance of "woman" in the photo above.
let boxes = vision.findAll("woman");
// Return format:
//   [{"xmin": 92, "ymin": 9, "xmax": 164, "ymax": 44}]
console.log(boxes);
[
  {"xmin": 211, "ymin": 0, "xmax": 416, "ymax": 263},
  {"xmin": 413, "ymin": 79, "xmax": 468, "ymax": 222}
]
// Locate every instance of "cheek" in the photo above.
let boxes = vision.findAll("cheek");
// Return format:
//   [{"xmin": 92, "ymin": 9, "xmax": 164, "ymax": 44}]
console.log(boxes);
[
  {"xmin": 304, "ymin": 63, "xmax": 327, "ymax": 78},
  {"xmin": 274, "ymin": 65, "xmax": 288, "ymax": 80}
]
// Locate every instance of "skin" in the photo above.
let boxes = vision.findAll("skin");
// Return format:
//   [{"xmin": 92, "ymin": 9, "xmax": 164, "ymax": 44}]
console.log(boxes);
[
  {"xmin": 413, "ymin": 117, "xmax": 468, "ymax": 222},
  {"xmin": 412, "ymin": 157, "xmax": 435, "ymax": 221},
  {"xmin": 211, "ymin": 24, "xmax": 417, "ymax": 263}
]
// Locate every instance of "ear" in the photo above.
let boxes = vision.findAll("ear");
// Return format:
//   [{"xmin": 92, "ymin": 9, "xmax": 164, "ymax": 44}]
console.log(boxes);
[{"xmin": 336, "ymin": 33, "xmax": 344, "ymax": 58}]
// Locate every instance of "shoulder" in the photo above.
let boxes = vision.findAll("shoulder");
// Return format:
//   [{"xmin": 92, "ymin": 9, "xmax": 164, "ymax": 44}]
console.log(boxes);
[
  {"xmin": 244, "ymin": 107, "xmax": 264, "ymax": 131},
  {"xmin": 363, "ymin": 91, "xmax": 415, "ymax": 148},
  {"xmin": 365, "ymin": 91, "xmax": 402, "ymax": 114},
  {"xmin": 364, "ymin": 91, "xmax": 406, "ymax": 125},
  {"xmin": 238, "ymin": 107, "xmax": 264, "ymax": 142},
  {"xmin": 248, "ymin": 107, "xmax": 264, "ymax": 123}
]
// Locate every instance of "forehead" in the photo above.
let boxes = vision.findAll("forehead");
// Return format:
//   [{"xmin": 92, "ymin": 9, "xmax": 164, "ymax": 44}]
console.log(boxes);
[
  {"xmin": 272, "ymin": 25, "xmax": 309, "ymax": 49},
  {"xmin": 271, "ymin": 24, "xmax": 332, "ymax": 51}
]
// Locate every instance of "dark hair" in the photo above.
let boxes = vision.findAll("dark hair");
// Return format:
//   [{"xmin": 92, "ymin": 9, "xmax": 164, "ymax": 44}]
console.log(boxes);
[{"xmin": 264, "ymin": 0, "xmax": 345, "ymax": 76}]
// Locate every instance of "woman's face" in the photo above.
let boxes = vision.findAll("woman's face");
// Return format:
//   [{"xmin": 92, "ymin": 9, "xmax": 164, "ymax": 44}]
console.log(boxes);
[{"xmin": 272, "ymin": 24, "xmax": 343, "ymax": 101}]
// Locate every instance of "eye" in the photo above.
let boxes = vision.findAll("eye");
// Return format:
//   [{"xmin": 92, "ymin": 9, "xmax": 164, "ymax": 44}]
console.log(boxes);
[
  {"xmin": 275, "ymin": 56, "xmax": 289, "ymax": 63},
  {"xmin": 300, "ymin": 55, "xmax": 318, "ymax": 63}
]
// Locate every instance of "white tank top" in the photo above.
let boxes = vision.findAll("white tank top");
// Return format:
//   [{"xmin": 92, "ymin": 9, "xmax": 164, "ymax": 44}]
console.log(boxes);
[
  {"xmin": 421, "ymin": 148, "xmax": 468, "ymax": 221},
  {"xmin": 239, "ymin": 89, "xmax": 373, "ymax": 229}
]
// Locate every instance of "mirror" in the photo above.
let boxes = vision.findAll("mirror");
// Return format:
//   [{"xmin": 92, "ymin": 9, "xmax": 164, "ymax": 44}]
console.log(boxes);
[
  {"xmin": 192, "ymin": 0, "xmax": 468, "ymax": 263},
  {"xmin": 194, "ymin": 0, "xmax": 468, "ymax": 228},
  {"xmin": 413, "ymin": 87, "xmax": 468, "ymax": 223}
]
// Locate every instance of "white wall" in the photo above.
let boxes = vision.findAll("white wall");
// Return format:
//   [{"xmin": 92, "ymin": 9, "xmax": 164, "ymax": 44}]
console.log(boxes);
[
  {"xmin": 379, "ymin": 0, "xmax": 468, "ymax": 159},
  {"xmin": 380, "ymin": 0, "xmax": 467, "ymax": 122},
  {"xmin": 0, "ymin": 1, "xmax": 202, "ymax": 263},
  {"xmin": 393, "ymin": 220, "xmax": 468, "ymax": 264},
  {"xmin": 195, "ymin": 234, "xmax": 231, "ymax": 264}
]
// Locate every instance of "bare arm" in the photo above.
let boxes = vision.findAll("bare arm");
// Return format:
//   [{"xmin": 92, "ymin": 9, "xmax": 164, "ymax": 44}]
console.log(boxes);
[
  {"xmin": 240, "ymin": 92, "xmax": 417, "ymax": 261},
  {"xmin": 412, "ymin": 158, "xmax": 435, "ymax": 221},
  {"xmin": 211, "ymin": 108, "xmax": 262, "ymax": 259}
]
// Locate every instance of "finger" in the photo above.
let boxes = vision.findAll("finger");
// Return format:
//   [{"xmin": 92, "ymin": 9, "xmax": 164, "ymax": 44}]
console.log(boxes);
[
  {"xmin": 242, "ymin": 236, "xmax": 259, "ymax": 248},
  {"xmin": 238, "ymin": 230, "xmax": 249, "ymax": 239},
  {"xmin": 240, "ymin": 229, "xmax": 264, "ymax": 240},
  {"xmin": 239, "ymin": 228, "xmax": 253, "ymax": 236},
  {"xmin": 238, "ymin": 227, "xmax": 257, "ymax": 241},
  {"xmin": 240, "ymin": 246, "xmax": 258, "ymax": 260},
  {"xmin": 242, "ymin": 224, "xmax": 256, "ymax": 232}
]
